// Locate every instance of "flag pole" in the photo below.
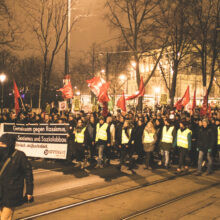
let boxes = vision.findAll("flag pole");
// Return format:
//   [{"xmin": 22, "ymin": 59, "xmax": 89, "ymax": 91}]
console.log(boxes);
[{"xmin": 19, "ymin": 96, "xmax": 26, "ymax": 112}]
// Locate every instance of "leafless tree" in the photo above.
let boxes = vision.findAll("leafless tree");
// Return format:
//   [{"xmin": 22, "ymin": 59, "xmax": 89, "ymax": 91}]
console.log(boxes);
[
  {"xmin": 0, "ymin": 0, "xmax": 21, "ymax": 49},
  {"xmin": 20, "ymin": 0, "xmax": 83, "ymax": 108},
  {"xmin": 105, "ymin": 0, "xmax": 167, "ymax": 110},
  {"xmin": 188, "ymin": 0, "xmax": 220, "ymax": 97},
  {"xmin": 157, "ymin": 0, "xmax": 193, "ymax": 106}
]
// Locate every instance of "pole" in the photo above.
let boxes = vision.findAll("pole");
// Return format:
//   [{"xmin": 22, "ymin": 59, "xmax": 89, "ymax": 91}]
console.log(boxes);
[
  {"xmin": 1, "ymin": 82, "xmax": 3, "ymax": 116},
  {"xmin": 106, "ymin": 52, "xmax": 109, "ymax": 81},
  {"xmin": 64, "ymin": 0, "xmax": 71, "ymax": 76}
]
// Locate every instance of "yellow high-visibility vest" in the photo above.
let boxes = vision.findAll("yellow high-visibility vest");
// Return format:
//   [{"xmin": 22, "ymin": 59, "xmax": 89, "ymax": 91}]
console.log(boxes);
[
  {"xmin": 143, "ymin": 131, "xmax": 154, "ymax": 144},
  {"xmin": 218, "ymin": 127, "xmax": 220, "ymax": 145},
  {"xmin": 96, "ymin": 123, "xmax": 108, "ymax": 141},
  {"xmin": 75, "ymin": 127, "xmax": 86, "ymax": 143},
  {"xmin": 161, "ymin": 126, "xmax": 174, "ymax": 143},
  {"xmin": 177, "ymin": 128, "xmax": 192, "ymax": 149},
  {"xmin": 122, "ymin": 128, "xmax": 131, "ymax": 144}
]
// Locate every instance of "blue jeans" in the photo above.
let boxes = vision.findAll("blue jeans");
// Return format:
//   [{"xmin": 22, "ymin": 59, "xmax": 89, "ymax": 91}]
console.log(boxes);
[
  {"xmin": 97, "ymin": 144, "xmax": 105, "ymax": 165},
  {"xmin": 161, "ymin": 150, "xmax": 169, "ymax": 166},
  {"xmin": 198, "ymin": 151, "xmax": 212, "ymax": 173}
]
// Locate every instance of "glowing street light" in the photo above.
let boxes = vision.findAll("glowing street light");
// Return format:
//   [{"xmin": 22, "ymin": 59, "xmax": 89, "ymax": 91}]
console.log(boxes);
[
  {"xmin": 154, "ymin": 87, "xmax": 160, "ymax": 94},
  {"xmin": 76, "ymin": 91, "xmax": 80, "ymax": 96},
  {"xmin": 119, "ymin": 74, "xmax": 127, "ymax": 81},
  {"xmin": 0, "ymin": 73, "xmax": 6, "ymax": 116},
  {"xmin": 0, "ymin": 74, "xmax": 6, "ymax": 83},
  {"xmin": 131, "ymin": 61, "xmax": 136, "ymax": 68}
]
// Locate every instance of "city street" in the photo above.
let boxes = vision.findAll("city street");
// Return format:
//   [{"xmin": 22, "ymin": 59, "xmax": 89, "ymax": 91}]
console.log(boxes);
[{"xmin": 14, "ymin": 160, "xmax": 220, "ymax": 220}]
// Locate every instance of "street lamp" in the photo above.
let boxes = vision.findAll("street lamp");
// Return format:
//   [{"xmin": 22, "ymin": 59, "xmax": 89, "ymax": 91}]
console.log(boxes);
[
  {"xmin": 65, "ymin": 0, "xmax": 71, "ymax": 76},
  {"xmin": 0, "ymin": 73, "xmax": 6, "ymax": 116},
  {"xmin": 76, "ymin": 91, "xmax": 80, "ymax": 96},
  {"xmin": 119, "ymin": 74, "xmax": 127, "ymax": 81}
]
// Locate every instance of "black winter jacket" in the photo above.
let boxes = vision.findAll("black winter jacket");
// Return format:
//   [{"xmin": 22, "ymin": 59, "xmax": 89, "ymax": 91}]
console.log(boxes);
[
  {"xmin": 0, "ymin": 150, "xmax": 33, "ymax": 207},
  {"xmin": 197, "ymin": 126, "xmax": 215, "ymax": 152}
]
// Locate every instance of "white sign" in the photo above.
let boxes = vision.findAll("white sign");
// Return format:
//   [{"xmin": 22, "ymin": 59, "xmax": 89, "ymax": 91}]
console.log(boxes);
[
  {"xmin": 16, "ymin": 142, "xmax": 67, "ymax": 159},
  {"xmin": 2, "ymin": 123, "xmax": 68, "ymax": 159},
  {"xmin": 59, "ymin": 101, "xmax": 67, "ymax": 111}
]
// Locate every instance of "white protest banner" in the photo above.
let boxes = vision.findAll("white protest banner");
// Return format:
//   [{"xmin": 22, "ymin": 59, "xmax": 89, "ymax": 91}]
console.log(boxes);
[{"xmin": 3, "ymin": 123, "xmax": 68, "ymax": 159}]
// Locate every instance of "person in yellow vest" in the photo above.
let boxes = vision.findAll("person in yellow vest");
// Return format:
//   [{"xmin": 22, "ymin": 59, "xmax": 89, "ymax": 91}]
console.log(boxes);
[
  {"xmin": 174, "ymin": 120, "xmax": 192, "ymax": 173},
  {"xmin": 142, "ymin": 121, "xmax": 157, "ymax": 169},
  {"xmin": 73, "ymin": 119, "xmax": 86, "ymax": 169},
  {"xmin": 105, "ymin": 115, "xmax": 115, "ymax": 166},
  {"xmin": 95, "ymin": 116, "xmax": 110, "ymax": 168},
  {"xmin": 216, "ymin": 120, "xmax": 220, "ymax": 162},
  {"xmin": 159, "ymin": 118, "xmax": 176, "ymax": 169},
  {"xmin": 116, "ymin": 120, "xmax": 134, "ymax": 169}
]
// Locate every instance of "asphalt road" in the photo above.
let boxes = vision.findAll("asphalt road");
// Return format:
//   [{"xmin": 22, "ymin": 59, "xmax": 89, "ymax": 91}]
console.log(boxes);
[{"xmin": 14, "ymin": 159, "xmax": 220, "ymax": 220}]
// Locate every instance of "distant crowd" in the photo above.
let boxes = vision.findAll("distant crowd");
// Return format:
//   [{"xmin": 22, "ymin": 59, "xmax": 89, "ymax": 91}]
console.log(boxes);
[{"xmin": 0, "ymin": 103, "xmax": 219, "ymax": 176}]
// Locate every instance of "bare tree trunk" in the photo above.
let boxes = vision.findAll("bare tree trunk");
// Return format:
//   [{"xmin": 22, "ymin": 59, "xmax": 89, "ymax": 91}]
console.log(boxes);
[
  {"xmin": 38, "ymin": 70, "xmax": 43, "ymax": 109},
  {"xmin": 170, "ymin": 61, "xmax": 178, "ymax": 107}
]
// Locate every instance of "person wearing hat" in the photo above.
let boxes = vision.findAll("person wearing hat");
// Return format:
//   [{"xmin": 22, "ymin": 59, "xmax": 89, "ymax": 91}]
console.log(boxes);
[
  {"xmin": 95, "ymin": 116, "xmax": 110, "ymax": 168},
  {"xmin": 195, "ymin": 118, "xmax": 214, "ymax": 175},
  {"xmin": 174, "ymin": 120, "xmax": 192, "ymax": 173},
  {"xmin": 159, "ymin": 118, "xmax": 176, "ymax": 169},
  {"xmin": 0, "ymin": 134, "xmax": 34, "ymax": 220}
]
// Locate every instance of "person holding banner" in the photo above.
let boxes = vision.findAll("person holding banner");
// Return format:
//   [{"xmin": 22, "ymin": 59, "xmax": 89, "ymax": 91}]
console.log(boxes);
[
  {"xmin": 0, "ymin": 133, "xmax": 34, "ymax": 220},
  {"xmin": 66, "ymin": 114, "xmax": 76, "ymax": 165}
]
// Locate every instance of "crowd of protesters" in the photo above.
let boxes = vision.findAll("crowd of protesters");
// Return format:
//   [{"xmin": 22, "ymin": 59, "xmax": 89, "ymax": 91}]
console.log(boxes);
[{"xmin": 0, "ymin": 103, "xmax": 219, "ymax": 176}]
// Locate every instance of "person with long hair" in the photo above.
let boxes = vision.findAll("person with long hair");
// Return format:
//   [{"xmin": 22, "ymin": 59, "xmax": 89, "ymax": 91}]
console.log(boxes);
[{"xmin": 142, "ymin": 121, "xmax": 157, "ymax": 169}]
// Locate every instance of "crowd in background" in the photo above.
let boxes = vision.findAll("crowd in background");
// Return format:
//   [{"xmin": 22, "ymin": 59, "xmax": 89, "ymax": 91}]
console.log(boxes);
[{"xmin": 0, "ymin": 103, "xmax": 219, "ymax": 176}]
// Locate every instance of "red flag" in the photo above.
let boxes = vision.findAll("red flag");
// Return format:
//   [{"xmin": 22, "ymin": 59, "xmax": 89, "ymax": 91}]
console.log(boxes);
[
  {"xmin": 117, "ymin": 92, "xmax": 126, "ymax": 112},
  {"xmin": 13, "ymin": 80, "xmax": 20, "ymax": 115},
  {"xmin": 126, "ymin": 77, "xmax": 145, "ymax": 101},
  {"xmin": 192, "ymin": 89, "xmax": 196, "ymax": 111},
  {"xmin": 139, "ymin": 77, "xmax": 145, "ymax": 97},
  {"xmin": 174, "ymin": 86, "xmax": 190, "ymax": 110},
  {"xmin": 57, "ymin": 81, "xmax": 73, "ymax": 99},
  {"xmin": 98, "ymin": 82, "xmax": 110, "ymax": 103},
  {"xmin": 126, "ymin": 91, "xmax": 140, "ymax": 101},
  {"xmin": 200, "ymin": 90, "xmax": 208, "ymax": 116},
  {"xmin": 87, "ymin": 77, "xmax": 105, "ymax": 97},
  {"xmin": 181, "ymin": 86, "xmax": 190, "ymax": 106},
  {"xmin": 87, "ymin": 77, "xmax": 109, "ymax": 103},
  {"xmin": 175, "ymin": 99, "xmax": 183, "ymax": 110}
]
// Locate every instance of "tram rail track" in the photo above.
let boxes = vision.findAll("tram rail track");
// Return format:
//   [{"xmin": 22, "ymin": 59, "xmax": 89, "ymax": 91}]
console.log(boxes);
[
  {"xmin": 121, "ymin": 182, "xmax": 219, "ymax": 220},
  {"xmin": 19, "ymin": 170, "xmax": 198, "ymax": 220}
]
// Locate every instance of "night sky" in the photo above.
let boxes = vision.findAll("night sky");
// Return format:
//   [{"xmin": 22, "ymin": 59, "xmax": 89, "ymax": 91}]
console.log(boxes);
[{"xmin": 10, "ymin": 0, "xmax": 118, "ymax": 71}]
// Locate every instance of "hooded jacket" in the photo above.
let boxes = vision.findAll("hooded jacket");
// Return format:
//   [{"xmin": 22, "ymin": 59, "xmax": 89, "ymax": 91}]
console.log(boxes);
[{"xmin": 0, "ymin": 133, "xmax": 34, "ymax": 207}]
